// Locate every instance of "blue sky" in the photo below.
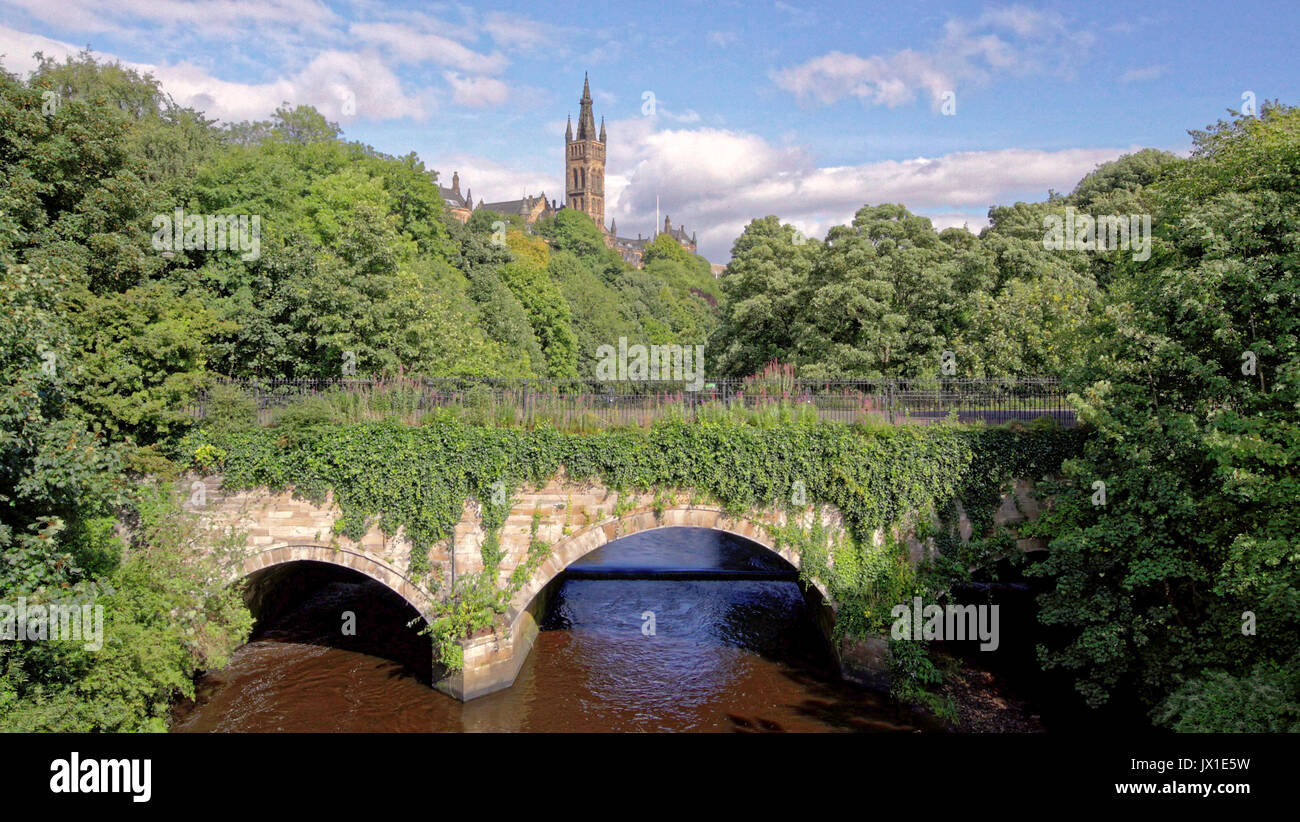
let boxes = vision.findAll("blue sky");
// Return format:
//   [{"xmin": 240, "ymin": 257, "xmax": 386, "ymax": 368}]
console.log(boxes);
[{"xmin": 1, "ymin": 0, "xmax": 1295, "ymax": 260}]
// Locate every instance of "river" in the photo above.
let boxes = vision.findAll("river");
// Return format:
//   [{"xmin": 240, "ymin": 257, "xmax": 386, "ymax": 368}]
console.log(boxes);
[{"xmin": 171, "ymin": 527, "xmax": 940, "ymax": 732}]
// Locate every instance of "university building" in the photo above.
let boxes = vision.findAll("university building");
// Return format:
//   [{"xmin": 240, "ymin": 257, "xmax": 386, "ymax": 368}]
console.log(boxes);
[{"xmin": 439, "ymin": 75, "xmax": 699, "ymax": 267}]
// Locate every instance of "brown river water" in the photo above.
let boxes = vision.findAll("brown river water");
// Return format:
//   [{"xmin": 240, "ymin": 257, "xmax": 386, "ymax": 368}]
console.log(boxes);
[{"xmin": 171, "ymin": 528, "xmax": 941, "ymax": 733}]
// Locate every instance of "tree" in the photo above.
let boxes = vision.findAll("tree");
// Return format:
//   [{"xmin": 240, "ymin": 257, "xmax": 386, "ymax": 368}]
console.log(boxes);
[
  {"xmin": 1070, "ymin": 148, "xmax": 1183, "ymax": 211},
  {"xmin": 28, "ymin": 51, "xmax": 225, "ymax": 199},
  {"xmin": 797, "ymin": 204, "xmax": 973, "ymax": 377},
  {"xmin": 500, "ymin": 231, "xmax": 579, "ymax": 379},
  {"xmin": 0, "ymin": 264, "xmax": 251, "ymax": 732},
  {"xmin": 710, "ymin": 217, "xmax": 817, "ymax": 377},
  {"xmin": 1027, "ymin": 104, "xmax": 1300, "ymax": 723},
  {"xmin": 265, "ymin": 103, "xmax": 342, "ymax": 145},
  {"xmin": 549, "ymin": 250, "xmax": 637, "ymax": 376},
  {"xmin": 955, "ymin": 270, "xmax": 1097, "ymax": 378},
  {"xmin": 0, "ymin": 62, "xmax": 164, "ymax": 292},
  {"xmin": 70, "ymin": 280, "xmax": 229, "ymax": 446},
  {"xmin": 536, "ymin": 208, "xmax": 607, "ymax": 259}
]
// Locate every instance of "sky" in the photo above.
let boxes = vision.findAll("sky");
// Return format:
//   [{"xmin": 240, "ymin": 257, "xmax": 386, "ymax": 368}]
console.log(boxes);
[{"xmin": 0, "ymin": 0, "xmax": 1295, "ymax": 262}]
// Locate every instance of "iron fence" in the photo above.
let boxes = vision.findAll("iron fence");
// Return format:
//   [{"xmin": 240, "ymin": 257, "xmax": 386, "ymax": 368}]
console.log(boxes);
[{"xmin": 185, "ymin": 376, "xmax": 1076, "ymax": 428}]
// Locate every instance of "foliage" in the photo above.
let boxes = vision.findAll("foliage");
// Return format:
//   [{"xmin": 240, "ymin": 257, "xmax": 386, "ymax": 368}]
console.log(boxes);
[
  {"xmin": 1157, "ymin": 662, "xmax": 1300, "ymax": 732},
  {"xmin": 3, "ymin": 52, "xmax": 1296, "ymax": 733},
  {"xmin": 536, "ymin": 208, "xmax": 608, "ymax": 259},
  {"xmin": 188, "ymin": 415, "xmax": 1082, "ymax": 670},
  {"xmin": 0, "ymin": 261, "xmax": 250, "ymax": 731},
  {"xmin": 0, "ymin": 485, "xmax": 253, "ymax": 732},
  {"xmin": 710, "ymin": 216, "xmax": 817, "ymax": 377},
  {"xmin": 708, "ymin": 153, "xmax": 1187, "ymax": 381},
  {"xmin": 1024, "ymin": 104, "xmax": 1300, "ymax": 725},
  {"xmin": 889, "ymin": 638, "xmax": 959, "ymax": 723},
  {"xmin": 201, "ymin": 382, "xmax": 257, "ymax": 433},
  {"xmin": 499, "ymin": 230, "xmax": 580, "ymax": 378}
]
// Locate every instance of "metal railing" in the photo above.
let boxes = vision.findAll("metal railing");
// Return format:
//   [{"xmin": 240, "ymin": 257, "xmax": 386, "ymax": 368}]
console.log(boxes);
[{"xmin": 186, "ymin": 376, "xmax": 1076, "ymax": 428}]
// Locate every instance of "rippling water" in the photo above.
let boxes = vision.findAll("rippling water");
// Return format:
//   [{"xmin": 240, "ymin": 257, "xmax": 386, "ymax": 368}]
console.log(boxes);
[{"xmin": 172, "ymin": 528, "xmax": 939, "ymax": 733}]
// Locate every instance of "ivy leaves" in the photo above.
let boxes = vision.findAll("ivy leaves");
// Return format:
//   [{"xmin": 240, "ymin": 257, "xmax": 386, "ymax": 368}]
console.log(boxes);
[{"xmin": 194, "ymin": 417, "xmax": 1079, "ymax": 668}]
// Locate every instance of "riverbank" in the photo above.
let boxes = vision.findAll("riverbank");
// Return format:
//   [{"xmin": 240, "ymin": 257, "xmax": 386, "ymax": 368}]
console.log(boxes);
[{"xmin": 941, "ymin": 661, "xmax": 1046, "ymax": 732}]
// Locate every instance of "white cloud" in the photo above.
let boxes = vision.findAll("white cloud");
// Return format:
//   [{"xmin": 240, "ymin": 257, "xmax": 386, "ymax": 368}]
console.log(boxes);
[
  {"xmin": 349, "ymin": 22, "xmax": 507, "ymax": 74},
  {"xmin": 0, "ymin": 25, "xmax": 426, "ymax": 121},
  {"xmin": 0, "ymin": 1, "xmax": 558, "ymax": 117},
  {"xmin": 434, "ymin": 114, "xmax": 1141, "ymax": 263},
  {"xmin": 661, "ymin": 108, "xmax": 701, "ymax": 124},
  {"xmin": 604, "ymin": 119, "xmax": 1138, "ymax": 260},
  {"xmin": 773, "ymin": 5, "xmax": 1095, "ymax": 109},
  {"xmin": 0, "ymin": 24, "xmax": 80, "ymax": 75},
  {"xmin": 1119, "ymin": 64, "xmax": 1168, "ymax": 83},
  {"xmin": 148, "ymin": 49, "xmax": 428, "ymax": 121},
  {"xmin": 773, "ymin": 49, "xmax": 951, "ymax": 108},
  {"xmin": 481, "ymin": 12, "xmax": 562, "ymax": 51},
  {"xmin": 424, "ymin": 154, "xmax": 562, "ymax": 207},
  {"xmin": 774, "ymin": 1, "xmax": 817, "ymax": 27},
  {"xmin": 442, "ymin": 71, "xmax": 509, "ymax": 107}
]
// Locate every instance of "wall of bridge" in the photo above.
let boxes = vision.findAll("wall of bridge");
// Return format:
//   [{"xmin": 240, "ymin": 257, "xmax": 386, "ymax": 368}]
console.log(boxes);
[{"xmin": 182, "ymin": 471, "xmax": 1047, "ymax": 700}]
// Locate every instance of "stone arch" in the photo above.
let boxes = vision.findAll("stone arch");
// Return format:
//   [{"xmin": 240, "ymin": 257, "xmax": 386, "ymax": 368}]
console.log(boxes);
[
  {"xmin": 237, "ymin": 544, "xmax": 436, "ymax": 621},
  {"xmin": 507, "ymin": 506, "xmax": 832, "ymax": 624}
]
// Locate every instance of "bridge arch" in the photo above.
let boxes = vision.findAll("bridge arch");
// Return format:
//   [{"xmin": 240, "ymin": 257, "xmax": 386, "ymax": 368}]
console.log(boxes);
[
  {"xmin": 507, "ymin": 505, "xmax": 834, "ymax": 625},
  {"xmin": 237, "ymin": 544, "xmax": 437, "ymax": 620},
  {"xmin": 443, "ymin": 504, "xmax": 848, "ymax": 702}
]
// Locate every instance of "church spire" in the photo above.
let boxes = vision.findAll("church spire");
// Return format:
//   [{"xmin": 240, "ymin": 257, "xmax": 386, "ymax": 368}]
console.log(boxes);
[
  {"xmin": 565, "ymin": 115, "xmax": 572, "ymax": 142},
  {"xmin": 599, "ymin": 116, "xmax": 606, "ymax": 143},
  {"xmin": 576, "ymin": 73, "xmax": 597, "ymax": 140}
]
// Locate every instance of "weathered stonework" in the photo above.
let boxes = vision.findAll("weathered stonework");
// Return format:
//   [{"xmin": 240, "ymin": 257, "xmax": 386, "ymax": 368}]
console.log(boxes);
[
  {"xmin": 184, "ymin": 471, "xmax": 1046, "ymax": 701},
  {"xmin": 182, "ymin": 474, "xmax": 442, "ymax": 617}
]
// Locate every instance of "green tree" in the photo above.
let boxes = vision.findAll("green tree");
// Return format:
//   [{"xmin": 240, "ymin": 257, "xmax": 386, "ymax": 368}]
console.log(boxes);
[
  {"xmin": 799, "ymin": 204, "xmax": 974, "ymax": 377},
  {"xmin": 1027, "ymin": 104, "xmax": 1300, "ymax": 722},
  {"xmin": 498, "ymin": 231, "xmax": 580, "ymax": 379},
  {"xmin": 536, "ymin": 208, "xmax": 607, "ymax": 259},
  {"xmin": 711, "ymin": 217, "xmax": 817, "ymax": 376},
  {"xmin": 549, "ymin": 250, "xmax": 638, "ymax": 376}
]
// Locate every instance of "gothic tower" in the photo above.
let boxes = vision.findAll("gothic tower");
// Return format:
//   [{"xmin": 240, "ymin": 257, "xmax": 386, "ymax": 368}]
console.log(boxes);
[{"xmin": 565, "ymin": 73, "xmax": 606, "ymax": 230}]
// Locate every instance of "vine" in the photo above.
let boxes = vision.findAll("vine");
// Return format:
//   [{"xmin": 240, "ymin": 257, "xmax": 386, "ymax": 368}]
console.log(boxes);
[{"xmin": 180, "ymin": 416, "xmax": 1086, "ymax": 675}]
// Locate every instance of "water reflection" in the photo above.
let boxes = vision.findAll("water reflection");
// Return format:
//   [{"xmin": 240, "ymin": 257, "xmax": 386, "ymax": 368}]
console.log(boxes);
[{"xmin": 172, "ymin": 528, "xmax": 938, "ymax": 732}]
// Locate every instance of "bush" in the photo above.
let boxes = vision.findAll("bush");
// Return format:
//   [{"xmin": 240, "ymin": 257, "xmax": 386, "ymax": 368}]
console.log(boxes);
[
  {"xmin": 270, "ymin": 395, "xmax": 340, "ymax": 433},
  {"xmin": 1158, "ymin": 663, "xmax": 1300, "ymax": 732},
  {"xmin": 203, "ymin": 383, "xmax": 258, "ymax": 433}
]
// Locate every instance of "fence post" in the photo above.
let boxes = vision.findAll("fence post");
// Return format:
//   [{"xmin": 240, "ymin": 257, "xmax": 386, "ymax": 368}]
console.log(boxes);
[{"xmin": 887, "ymin": 380, "xmax": 895, "ymax": 425}]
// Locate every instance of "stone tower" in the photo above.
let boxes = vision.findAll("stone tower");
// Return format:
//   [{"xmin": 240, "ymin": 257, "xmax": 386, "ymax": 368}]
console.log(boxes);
[{"xmin": 565, "ymin": 73, "xmax": 605, "ymax": 230}]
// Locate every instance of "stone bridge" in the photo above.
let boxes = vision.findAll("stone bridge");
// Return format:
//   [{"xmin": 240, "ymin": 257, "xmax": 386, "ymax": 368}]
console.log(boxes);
[{"xmin": 182, "ymin": 472, "xmax": 1045, "ymax": 701}]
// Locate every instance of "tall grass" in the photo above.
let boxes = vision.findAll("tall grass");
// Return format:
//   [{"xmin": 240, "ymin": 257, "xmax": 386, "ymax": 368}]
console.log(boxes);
[{"xmin": 195, "ymin": 375, "xmax": 1067, "ymax": 433}]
